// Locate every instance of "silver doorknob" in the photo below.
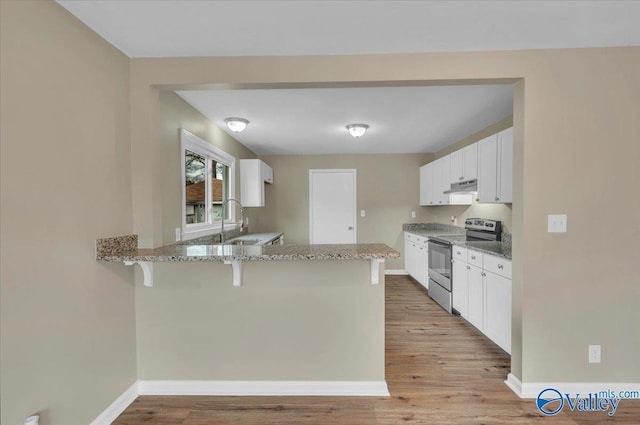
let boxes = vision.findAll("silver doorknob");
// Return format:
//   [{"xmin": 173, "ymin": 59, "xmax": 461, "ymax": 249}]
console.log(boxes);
[
  {"xmin": 348, "ymin": 226, "xmax": 353, "ymax": 230},
  {"xmin": 495, "ymin": 197, "xmax": 499, "ymax": 201}
]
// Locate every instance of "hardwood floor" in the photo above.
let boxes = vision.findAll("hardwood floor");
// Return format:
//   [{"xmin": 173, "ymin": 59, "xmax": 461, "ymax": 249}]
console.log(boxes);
[{"xmin": 114, "ymin": 275, "xmax": 640, "ymax": 424}]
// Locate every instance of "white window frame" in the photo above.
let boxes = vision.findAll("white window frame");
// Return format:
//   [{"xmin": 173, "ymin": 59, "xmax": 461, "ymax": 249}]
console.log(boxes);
[{"xmin": 181, "ymin": 129, "xmax": 237, "ymax": 241}]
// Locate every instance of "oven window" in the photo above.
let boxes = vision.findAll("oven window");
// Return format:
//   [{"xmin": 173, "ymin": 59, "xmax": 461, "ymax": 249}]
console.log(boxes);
[{"xmin": 429, "ymin": 244, "xmax": 451, "ymax": 279}]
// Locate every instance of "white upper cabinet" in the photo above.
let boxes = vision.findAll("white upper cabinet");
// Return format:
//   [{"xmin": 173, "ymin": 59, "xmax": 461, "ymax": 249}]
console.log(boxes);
[
  {"xmin": 478, "ymin": 134, "xmax": 499, "ymax": 203},
  {"xmin": 478, "ymin": 127, "xmax": 513, "ymax": 204},
  {"xmin": 240, "ymin": 159, "xmax": 273, "ymax": 207},
  {"xmin": 419, "ymin": 164, "xmax": 433, "ymax": 206},
  {"xmin": 419, "ymin": 154, "xmax": 471, "ymax": 206},
  {"xmin": 450, "ymin": 142, "xmax": 478, "ymax": 184},
  {"xmin": 497, "ymin": 128, "xmax": 513, "ymax": 204},
  {"xmin": 463, "ymin": 143, "xmax": 479, "ymax": 182},
  {"xmin": 435, "ymin": 156, "xmax": 451, "ymax": 205}
]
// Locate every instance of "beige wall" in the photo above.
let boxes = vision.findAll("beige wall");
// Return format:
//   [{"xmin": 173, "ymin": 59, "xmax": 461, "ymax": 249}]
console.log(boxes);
[
  {"xmin": 129, "ymin": 47, "xmax": 640, "ymax": 386},
  {"xmin": 158, "ymin": 91, "xmax": 259, "ymax": 245},
  {"xmin": 0, "ymin": 2, "xmax": 137, "ymax": 425},
  {"xmin": 136, "ymin": 260, "xmax": 385, "ymax": 381}
]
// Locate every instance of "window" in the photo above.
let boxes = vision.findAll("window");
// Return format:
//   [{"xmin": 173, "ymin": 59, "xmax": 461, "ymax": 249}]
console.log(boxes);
[{"xmin": 181, "ymin": 129, "xmax": 236, "ymax": 240}]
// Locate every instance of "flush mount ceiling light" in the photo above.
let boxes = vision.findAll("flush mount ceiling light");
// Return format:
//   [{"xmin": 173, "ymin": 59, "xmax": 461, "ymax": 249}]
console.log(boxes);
[
  {"xmin": 346, "ymin": 123, "xmax": 369, "ymax": 138},
  {"xmin": 224, "ymin": 117, "xmax": 249, "ymax": 133}
]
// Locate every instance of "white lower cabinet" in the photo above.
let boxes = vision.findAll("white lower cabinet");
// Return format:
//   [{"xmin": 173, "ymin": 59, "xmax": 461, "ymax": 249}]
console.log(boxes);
[
  {"xmin": 484, "ymin": 271, "xmax": 512, "ymax": 353},
  {"xmin": 404, "ymin": 232, "xmax": 429, "ymax": 289},
  {"xmin": 467, "ymin": 264, "xmax": 485, "ymax": 331},
  {"xmin": 452, "ymin": 246, "xmax": 512, "ymax": 354},
  {"xmin": 452, "ymin": 258, "xmax": 469, "ymax": 318}
]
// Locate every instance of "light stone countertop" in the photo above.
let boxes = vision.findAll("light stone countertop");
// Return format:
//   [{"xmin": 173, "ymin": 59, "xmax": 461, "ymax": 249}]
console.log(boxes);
[
  {"xmin": 453, "ymin": 240, "xmax": 512, "ymax": 260},
  {"xmin": 96, "ymin": 235, "xmax": 399, "ymax": 262},
  {"xmin": 402, "ymin": 223, "xmax": 512, "ymax": 260}
]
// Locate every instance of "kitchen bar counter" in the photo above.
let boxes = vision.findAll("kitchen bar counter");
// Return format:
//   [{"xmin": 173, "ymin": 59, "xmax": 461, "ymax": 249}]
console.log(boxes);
[
  {"xmin": 96, "ymin": 235, "xmax": 399, "ymax": 262},
  {"xmin": 96, "ymin": 235, "xmax": 390, "ymax": 390},
  {"xmin": 96, "ymin": 235, "xmax": 399, "ymax": 288}
]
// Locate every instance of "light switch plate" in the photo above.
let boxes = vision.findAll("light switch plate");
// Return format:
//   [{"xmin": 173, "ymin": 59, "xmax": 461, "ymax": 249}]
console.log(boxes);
[
  {"xmin": 360, "ymin": 210, "xmax": 366, "ymax": 217},
  {"xmin": 548, "ymin": 214, "xmax": 567, "ymax": 233},
  {"xmin": 411, "ymin": 211, "xmax": 416, "ymax": 218},
  {"xmin": 175, "ymin": 227, "xmax": 181, "ymax": 242}
]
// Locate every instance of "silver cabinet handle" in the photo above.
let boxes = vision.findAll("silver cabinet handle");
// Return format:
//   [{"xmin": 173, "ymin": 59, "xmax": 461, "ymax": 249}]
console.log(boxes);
[
  {"xmin": 420, "ymin": 247, "xmax": 423, "ymax": 250},
  {"xmin": 481, "ymin": 272, "xmax": 486, "ymax": 277},
  {"xmin": 471, "ymin": 255, "xmax": 476, "ymax": 260},
  {"xmin": 439, "ymin": 201, "xmax": 442, "ymax": 204},
  {"xmin": 459, "ymin": 176, "xmax": 464, "ymax": 180},
  {"xmin": 466, "ymin": 265, "xmax": 471, "ymax": 270},
  {"xmin": 498, "ymin": 264, "xmax": 504, "ymax": 269},
  {"xmin": 495, "ymin": 197, "xmax": 499, "ymax": 201},
  {"xmin": 456, "ymin": 251, "xmax": 461, "ymax": 255}
]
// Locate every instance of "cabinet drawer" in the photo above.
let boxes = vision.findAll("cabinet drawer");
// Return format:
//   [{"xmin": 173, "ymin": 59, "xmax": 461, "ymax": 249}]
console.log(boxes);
[
  {"xmin": 484, "ymin": 254, "xmax": 512, "ymax": 279},
  {"xmin": 405, "ymin": 232, "xmax": 415, "ymax": 242},
  {"xmin": 415, "ymin": 235, "xmax": 429, "ymax": 246},
  {"xmin": 453, "ymin": 246, "xmax": 467, "ymax": 262},
  {"xmin": 467, "ymin": 250, "xmax": 483, "ymax": 268}
]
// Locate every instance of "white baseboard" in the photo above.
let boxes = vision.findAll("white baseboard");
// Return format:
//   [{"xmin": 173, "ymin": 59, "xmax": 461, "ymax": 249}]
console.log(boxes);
[
  {"xmin": 505, "ymin": 373, "xmax": 523, "ymax": 397},
  {"xmin": 384, "ymin": 269, "xmax": 408, "ymax": 275},
  {"xmin": 138, "ymin": 380, "xmax": 390, "ymax": 396},
  {"xmin": 505, "ymin": 374, "xmax": 640, "ymax": 399},
  {"xmin": 90, "ymin": 381, "xmax": 139, "ymax": 425}
]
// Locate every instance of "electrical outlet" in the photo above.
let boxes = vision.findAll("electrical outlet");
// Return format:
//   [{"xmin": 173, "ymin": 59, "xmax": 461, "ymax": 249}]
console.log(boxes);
[
  {"xmin": 548, "ymin": 214, "xmax": 567, "ymax": 233},
  {"xmin": 588, "ymin": 344, "xmax": 601, "ymax": 363},
  {"xmin": 175, "ymin": 227, "xmax": 181, "ymax": 242},
  {"xmin": 411, "ymin": 211, "xmax": 416, "ymax": 218},
  {"xmin": 245, "ymin": 216, "xmax": 249, "ymax": 226},
  {"xmin": 360, "ymin": 210, "xmax": 366, "ymax": 217}
]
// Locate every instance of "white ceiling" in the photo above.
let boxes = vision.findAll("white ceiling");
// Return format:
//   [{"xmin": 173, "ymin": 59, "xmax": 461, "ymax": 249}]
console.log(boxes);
[
  {"xmin": 176, "ymin": 85, "xmax": 513, "ymax": 155},
  {"xmin": 57, "ymin": 1, "xmax": 640, "ymax": 58},
  {"xmin": 55, "ymin": 0, "xmax": 634, "ymax": 155}
]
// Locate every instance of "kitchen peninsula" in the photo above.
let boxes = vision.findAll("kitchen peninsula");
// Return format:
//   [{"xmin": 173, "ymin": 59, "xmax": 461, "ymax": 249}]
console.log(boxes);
[{"xmin": 96, "ymin": 235, "xmax": 398, "ymax": 396}]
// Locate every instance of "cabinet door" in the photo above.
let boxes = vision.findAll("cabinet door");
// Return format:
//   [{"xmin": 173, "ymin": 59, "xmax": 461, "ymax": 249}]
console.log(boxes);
[
  {"xmin": 450, "ymin": 150, "xmax": 464, "ymax": 184},
  {"xmin": 484, "ymin": 271, "xmax": 512, "ymax": 354},
  {"xmin": 463, "ymin": 142, "xmax": 478, "ymax": 181},
  {"xmin": 260, "ymin": 161, "xmax": 273, "ymax": 184},
  {"xmin": 404, "ymin": 235, "xmax": 412, "ymax": 274},
  {"xmin": 415, "ymin": 243, "xmax": 429, "ymax": 289},
  {"xmin": 467, "ymin": 265, "xmax": 484, "ymax": 331},
  {"xmin": 477, "ymin": 134, "xmax": 498, "ymax": 203},
  {"xmin": 419, "ymin": 164, "xmax": 432, "ymax": 206},
  {"xmin": 452, "ymin": 259, "xmax": 469, "ymax": 318},
  {"xmin": 497, "ymin": 127, "xmax": 513, "ymax": 203},
  {"xmin": 437, "ymin": 156, "xmax": 451, "ymax": 205}
]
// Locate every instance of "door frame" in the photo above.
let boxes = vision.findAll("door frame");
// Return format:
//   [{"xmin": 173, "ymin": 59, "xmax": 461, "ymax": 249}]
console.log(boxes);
[{"xmin": 309, "ymin": 169, "xmax": 357, "ymax": 244}]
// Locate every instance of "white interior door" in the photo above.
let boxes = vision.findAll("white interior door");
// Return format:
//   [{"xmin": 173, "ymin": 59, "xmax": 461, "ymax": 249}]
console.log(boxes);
[{"xmin": 309, "ymin": 169, "xmax": 357, "ymax": 244}]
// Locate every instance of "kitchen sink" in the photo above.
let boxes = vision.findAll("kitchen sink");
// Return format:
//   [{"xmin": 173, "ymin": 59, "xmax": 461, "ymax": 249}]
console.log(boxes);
[{"xmin": 224, "ymin": 239, "xmax": 261, "ymax": 246}]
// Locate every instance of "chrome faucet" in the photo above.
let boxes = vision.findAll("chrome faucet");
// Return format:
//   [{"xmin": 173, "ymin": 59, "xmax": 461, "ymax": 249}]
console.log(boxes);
[{"xmin": 220, "ymin": 198, "xmax": 244, "ymax": 243}]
